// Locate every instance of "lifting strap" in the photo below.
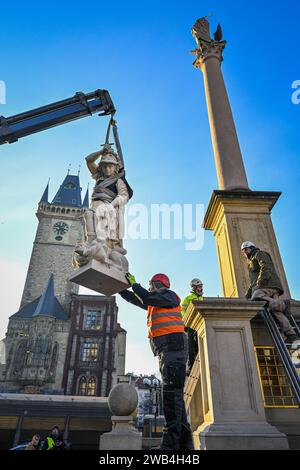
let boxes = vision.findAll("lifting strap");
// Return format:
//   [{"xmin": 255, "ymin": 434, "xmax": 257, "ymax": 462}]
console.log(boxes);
[{"xmin": 104, "ymin": 113, "xmax": 124, "ymax": 169}]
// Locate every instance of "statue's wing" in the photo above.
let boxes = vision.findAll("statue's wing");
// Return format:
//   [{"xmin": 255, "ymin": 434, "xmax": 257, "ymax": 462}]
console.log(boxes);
[
  {"xmin": 192, "ymin": 17, "xmax": 212, "ymax": 43},
  {"xmin": 213, "ymin": 24, "xmax": 223, "ymax": 42}
]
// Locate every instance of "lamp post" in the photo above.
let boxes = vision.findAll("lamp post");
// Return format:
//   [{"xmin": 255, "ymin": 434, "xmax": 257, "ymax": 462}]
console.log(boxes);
[
  {"xmin": 152, "ymin": 378, "xmax": 160, "ymax": 435},
  {"xmin": 143, "ymin": 377, "xmax": 161, "ymax": 437}
]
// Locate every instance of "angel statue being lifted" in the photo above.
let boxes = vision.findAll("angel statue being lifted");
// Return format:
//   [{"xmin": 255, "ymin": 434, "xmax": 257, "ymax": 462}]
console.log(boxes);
[{"xmin": 74, "ymin": 122, "xmax": 133, "ymax": 273}]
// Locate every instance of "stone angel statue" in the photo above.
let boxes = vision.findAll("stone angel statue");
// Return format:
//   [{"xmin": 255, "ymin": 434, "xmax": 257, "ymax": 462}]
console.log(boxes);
[
  {"xmin": 192, "ymin": 16, "xmax": 223, "ymax": 47},
  {"xmin": 74, "ymin": 130, "xmax": 133, "ymax": 273}
]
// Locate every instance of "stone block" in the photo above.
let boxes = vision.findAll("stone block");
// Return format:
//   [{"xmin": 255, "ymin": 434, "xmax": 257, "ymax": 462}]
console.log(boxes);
[
  {"xmin": 99, "ymin": 416, "xmax": 142, "ymax": 450},
  {"xmin": 70, "ymin": 259, "xmax": 129, "ymax": 295},
  {"xmin": 198, "ymin": 423, "xmax": 289, "ymax": 450}
]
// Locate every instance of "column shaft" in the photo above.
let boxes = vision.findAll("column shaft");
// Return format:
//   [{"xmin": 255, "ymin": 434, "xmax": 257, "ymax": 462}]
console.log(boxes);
[{"xmin": 202, "ymin": 57, "xmax": 249, "ymax": 190}]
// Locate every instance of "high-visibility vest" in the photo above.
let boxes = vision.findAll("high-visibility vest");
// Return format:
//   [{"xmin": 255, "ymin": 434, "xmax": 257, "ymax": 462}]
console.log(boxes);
[
  {"xmin": 147, "ymin": 295, "xmax": 185, "ymax": 338},
  {"xmin": 46, "ymin": 437, "xmax": 55, "ymax": 450}
]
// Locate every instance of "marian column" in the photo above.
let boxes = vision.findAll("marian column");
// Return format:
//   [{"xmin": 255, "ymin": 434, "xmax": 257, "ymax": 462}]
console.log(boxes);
[
  {"xmin": 192, "ymin": 18, "xmax": 248, "ymax": 191},
  {"xmin": 191, "ymin": 17, "xmax": 291, "ymax": 298}
]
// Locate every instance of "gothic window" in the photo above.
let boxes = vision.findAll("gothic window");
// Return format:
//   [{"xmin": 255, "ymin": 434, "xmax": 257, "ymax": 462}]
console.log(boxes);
[
  {"xmin": 43, "ymin": 335, "xmax": 51, "ymax": 354},
  {"xmin": 81, "ymin": 339, "xmax": 99, "ymax": 362},
  {"xmin": 78, "ymin": 376, "xmax": 87, "ymax": 396},
  {"xmin": 7, "ymin": 345, "xmax": 14, "ymax": 368},
  {"xmin": 13, "ymin": 341, "xmax": 27, "ymax": 375},
  {"xmin": 87, "ymin": 376, "xmax": 96, "ymax": 396},
  {"xmin": 65, "ymin": 182, "xmax": 76, "ymax": 189},
  {"xmin": 84, "ymin": 310, "xmax": 102, "ymax": 330},
  {"xmin": 33, "ymin": 335, "xmax": 42, "ymax": 353},
  {"xmin": 49, "ymin": 343, "xmax": 58, "ymax": 378},
  {"xmin": 32, "ymin": 335, "xmax": 45, "ymax": 366}
]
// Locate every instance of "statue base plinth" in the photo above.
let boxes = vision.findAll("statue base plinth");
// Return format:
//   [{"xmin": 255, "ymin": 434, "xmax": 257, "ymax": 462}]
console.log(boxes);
[{"xmin": 70, "ymin": 259, "xmax": 129, "ymax": 295}]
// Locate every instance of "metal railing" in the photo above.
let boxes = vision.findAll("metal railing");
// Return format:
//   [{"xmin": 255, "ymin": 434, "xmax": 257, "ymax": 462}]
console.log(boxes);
[{"xmin": 260, "ymin": 308, "xmax": 300, "ymax": 404}]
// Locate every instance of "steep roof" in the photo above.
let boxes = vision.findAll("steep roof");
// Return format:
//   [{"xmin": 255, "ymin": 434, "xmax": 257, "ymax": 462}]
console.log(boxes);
[
  {"xmin": 40, "ymin": 182, "xmax": 49, "ymax": 203},
  {"xmin": 82, "ymin": 187, "xmax": 89, "ymax": 208},
  {"xmin": 9, "ymin": 298, "xmax": 40, "ymax": 320},
  {"xmin": 10, "ymin": 275, "xmax": 68, "ymax": 321},
  {"xmin": 51, "ymin": 174, "xmax": 82, "ymax": 208}
]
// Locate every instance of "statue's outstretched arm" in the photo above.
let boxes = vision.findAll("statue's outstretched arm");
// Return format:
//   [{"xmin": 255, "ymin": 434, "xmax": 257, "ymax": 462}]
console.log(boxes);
[
  {"xmin": 85, "ymin": 144, "xmax": 112, "ymax": 175},
  {"xmin": 85, "ymin": 149, "xmax": 103, "ymax": 175}
]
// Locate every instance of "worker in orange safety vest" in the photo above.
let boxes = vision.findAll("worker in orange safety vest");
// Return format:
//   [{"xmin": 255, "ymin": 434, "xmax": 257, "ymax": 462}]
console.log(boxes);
[{"xmin": 119, "ymin": 272, "xmax": 194, "ymax": 451}]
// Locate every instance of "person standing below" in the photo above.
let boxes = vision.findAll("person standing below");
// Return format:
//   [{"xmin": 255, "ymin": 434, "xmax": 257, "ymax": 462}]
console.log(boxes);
[
  {"xmin": 241, "ymin": 242, "xmax": 297, "ymax": 345},
  {"xmin": 181, "ymin": 279, "xmax": 204, "ymax": 375},
  {"xmin": 119, "ymin": 273, "xmax": 194, "ymax": 450},
  {"xmin": 25, "ymin": 434, "xmax": 40, "ymax": 450},
  {"xmin": 42, "ymin": 425, "xmax": 66, "ymax": 450}
]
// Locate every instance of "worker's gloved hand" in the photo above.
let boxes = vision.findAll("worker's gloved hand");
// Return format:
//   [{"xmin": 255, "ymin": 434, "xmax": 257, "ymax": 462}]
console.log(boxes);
[{"xmin": 126, "ymin": 273, "xmax": 137, "ymax": 286}]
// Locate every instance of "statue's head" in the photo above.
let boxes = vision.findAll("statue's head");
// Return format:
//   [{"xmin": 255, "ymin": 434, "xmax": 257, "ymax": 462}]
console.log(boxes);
[{"xmin": 98, "ymin": 146, "xmax": 120, "ymax": 177}]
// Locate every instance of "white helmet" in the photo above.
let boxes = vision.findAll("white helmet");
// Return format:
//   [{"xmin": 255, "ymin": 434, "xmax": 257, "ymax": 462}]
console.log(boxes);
[
  {"xmin": 241, "ymin": 241, "xmax": 256, "ymax": 251},
  {"xmin": 190, "ymin": 278, "xmax": 203, "ymax": 288}
]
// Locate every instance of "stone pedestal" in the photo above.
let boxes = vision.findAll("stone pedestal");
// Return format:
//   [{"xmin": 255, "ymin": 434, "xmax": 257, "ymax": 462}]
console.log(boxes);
[
  {"xmin": 99, "ymin": 383, "xmax": 142, "ymax": 450},
  {"xmin": 100, "ymin": 415, "xmax": 142, "ymax": 450},
  {"xmin": 70, "ymin": 259, "xmax": 129, "ymax": 295},
  {"xmin": 184, "ymin": 298, "xmax": 289, "ymax": 450},
  {"xmin": 203, "ymin": 190, "xmax": 291, "ymax": 298}
]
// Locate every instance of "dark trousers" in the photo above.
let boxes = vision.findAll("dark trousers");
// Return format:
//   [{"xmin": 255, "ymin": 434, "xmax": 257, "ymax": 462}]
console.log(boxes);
[{"xmin": 157, "ymin": 335, "xmax": 194, "ymax": 450}]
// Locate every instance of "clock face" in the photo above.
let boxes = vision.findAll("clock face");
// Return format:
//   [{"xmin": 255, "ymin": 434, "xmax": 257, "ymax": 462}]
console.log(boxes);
[{"xmin": 53, "ymin": 222, "xmax": 69, "ymax": 241}]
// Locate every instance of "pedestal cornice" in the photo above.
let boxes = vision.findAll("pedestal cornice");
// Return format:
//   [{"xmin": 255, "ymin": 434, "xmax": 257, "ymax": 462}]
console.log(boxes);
[
  {"xmin": 185, "ymin": 298, "xmax": 265, "ymax": 331},
  {"xmin": 204, "ymin": 190, "xmax": 282, "ymax": 231}
]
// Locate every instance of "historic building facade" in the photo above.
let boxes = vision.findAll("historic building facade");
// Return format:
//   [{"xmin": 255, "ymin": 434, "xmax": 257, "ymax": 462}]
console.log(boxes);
[
  {"xmin": 0, "ymin": 173, "xmax": 126, "ymax": 395},
  {"xmin": 63, "ymin": 294, "xmax": 126, "ymax": 397}
]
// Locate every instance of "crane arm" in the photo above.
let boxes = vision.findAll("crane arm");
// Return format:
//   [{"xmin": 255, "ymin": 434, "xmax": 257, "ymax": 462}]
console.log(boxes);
[{"xmin": 0, "ymin": 89, "xmax": 115, "ymax": 145}]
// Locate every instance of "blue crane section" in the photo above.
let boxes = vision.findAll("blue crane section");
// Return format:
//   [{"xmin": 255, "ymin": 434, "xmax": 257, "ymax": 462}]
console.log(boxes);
[{"xmin": 0, "ymin": 89, "xmax": 115, "ymax": 145}]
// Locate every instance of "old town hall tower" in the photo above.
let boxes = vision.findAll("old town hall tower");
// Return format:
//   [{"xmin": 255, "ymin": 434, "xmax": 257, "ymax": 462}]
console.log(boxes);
[
  {"xmin": 0, "ymin": 174, "xmax": 126, "ymax": 395},
  {"xmin": 21, "ymin": 173, "xmax": 87, "ymax": 309}
]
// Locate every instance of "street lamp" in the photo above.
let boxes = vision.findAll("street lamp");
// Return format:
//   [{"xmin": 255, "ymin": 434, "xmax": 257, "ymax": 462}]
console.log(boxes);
[
  {"xmin": 142, "ymin": 377, "xmax": 161, "ymax": 436},
  {"xmin": 152, "ymin": 378, "xmax": 160, "ymax": 435}
]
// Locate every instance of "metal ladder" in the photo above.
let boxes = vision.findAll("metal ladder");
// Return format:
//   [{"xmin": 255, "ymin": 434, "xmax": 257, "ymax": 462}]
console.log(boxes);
[
  {"xmin": 260, "ymin": 308, "xmax": 300, "ymax": 403},
  {"xmin": 184, "ymin": 353, "xmax": 201, "ymax": 411}
]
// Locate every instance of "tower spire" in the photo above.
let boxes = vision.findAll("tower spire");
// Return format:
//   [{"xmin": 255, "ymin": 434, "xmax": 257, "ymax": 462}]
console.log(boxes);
[
  {"xmin": 52, "ymin": 172, "xmax": 82, "ymax": 207},
  {"xmin": 40, "ymin": 180, "xmax": 50, "ymax": 203},
  {"xmin": 33, "ymin": 274, "xmax": 55, "ymax": 317},
  {"xmin": 82, "ymin": 184, "xmax": 89, "ymax": 208}
]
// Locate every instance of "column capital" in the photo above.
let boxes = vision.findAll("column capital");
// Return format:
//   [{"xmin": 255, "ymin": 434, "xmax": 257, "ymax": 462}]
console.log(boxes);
[
  {"xmin": 191, "ymin": 17, "xmax": 226, "ymax": 69},
  {"xmin": 192, "ymin": 40, "xmax": 227, "ymax": 69}
]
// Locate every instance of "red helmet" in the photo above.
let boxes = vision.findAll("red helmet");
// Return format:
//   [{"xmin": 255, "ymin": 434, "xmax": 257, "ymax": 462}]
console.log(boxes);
[{"xmin": 151, "ymin": 273, "xmax": 170, "ymax": 288}]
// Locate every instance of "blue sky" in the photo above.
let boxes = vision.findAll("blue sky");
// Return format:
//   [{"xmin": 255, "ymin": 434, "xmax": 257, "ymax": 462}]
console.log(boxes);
[{"xmin": 0, "ymin": 0, "xmax": 299, "ymax": 374}]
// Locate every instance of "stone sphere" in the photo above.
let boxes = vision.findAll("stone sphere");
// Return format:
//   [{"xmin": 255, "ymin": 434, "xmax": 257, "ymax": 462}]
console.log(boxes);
[{"xmin": 108, "ymin": 383, "xmax": 138, "ymax": 416}]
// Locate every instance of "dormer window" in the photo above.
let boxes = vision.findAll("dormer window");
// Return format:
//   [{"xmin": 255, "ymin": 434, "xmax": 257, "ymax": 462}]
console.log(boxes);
[{"xmin": 64, "ymin": 182, "xmax": 76, "ymax": 189}]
